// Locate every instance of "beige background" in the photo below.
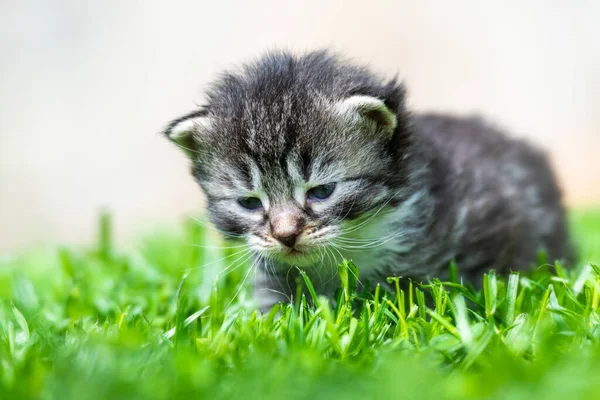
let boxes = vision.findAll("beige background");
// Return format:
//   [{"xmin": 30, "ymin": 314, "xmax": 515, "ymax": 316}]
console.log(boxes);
[{"xmin": 1, "ymin": 0, "xmax": 599, "ymax": 252}]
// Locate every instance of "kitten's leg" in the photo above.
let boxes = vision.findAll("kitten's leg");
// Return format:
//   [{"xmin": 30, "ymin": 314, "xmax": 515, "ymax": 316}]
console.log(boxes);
[
  {"xmin": 254, "ymin": 266, "xmax": 298, "ymax": 313},
  {"xmin": 254, "ymin": 262, "xmax": 340, "ymax": 312}
]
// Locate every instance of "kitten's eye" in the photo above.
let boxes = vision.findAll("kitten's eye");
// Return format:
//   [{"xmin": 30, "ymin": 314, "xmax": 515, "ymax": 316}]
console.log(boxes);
[
  {"xmin": 238, "ymin": 197, "xmax": 263, "ymax": 210},
  {"xmin": 307, "ymin": 183, "xmax": 336, "ymax": 201}
]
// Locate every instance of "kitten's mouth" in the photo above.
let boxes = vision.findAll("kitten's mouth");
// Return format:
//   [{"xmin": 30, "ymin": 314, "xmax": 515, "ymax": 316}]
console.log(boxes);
[
  {"xmin": 276, "ymin": 247, "xmax": 313, "ymax": 263},
  {"xmin": 283, "ymin": 248, "xmax": 304, "ymax": 257},
  {"xmin": 270, "ymin": 246, "xmax": 321, "ymax": 267}
]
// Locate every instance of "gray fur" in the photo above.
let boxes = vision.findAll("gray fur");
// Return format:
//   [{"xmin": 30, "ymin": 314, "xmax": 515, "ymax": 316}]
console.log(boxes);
[{"xmin": 164, "ymin": 50, "xmax": 573, "ymax": 311}]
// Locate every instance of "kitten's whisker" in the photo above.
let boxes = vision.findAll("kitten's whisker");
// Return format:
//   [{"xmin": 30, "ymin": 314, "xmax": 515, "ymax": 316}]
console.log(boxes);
[
  {"xmin": 310, "ymin": 248, "xmax": 323, "ymax": 281},
  {"xmin": 259, "ymin": 287, "xmax": 291, "ymax": 303},
  {"xmin": 322, "ymin": 247, "xmax": 341, "ymax": 286},
  {"xmin": 340, "ymin": 193, "xmax": 359, "ymax": 220},
  {"xmin": 190, "ymin": 243, "xmax": 248, "ymax": 249},
  {"xmin": 329, "ymin": 243, "xmax": 366, "ymax": 289},
  {"xmin": 340, "ymin": 197, "xmax": 393, "ymax": 235},
  {"xmin": 333, "ymin": 236, "xmax": 379, "ymax": 244},
  {"xmin": 358, "ymin": 224, "xmax": 412, "ymax": 246},
  {"xmin": 329, "ymin": 192, "xmax": 358, "ymax": 225},
  {"xmin": 337, "ymin": 197, "xmax": 390, "ymax": 229},
  {"xmin": 265, "ymin": 257, "xmax": 288, "ymax": 296},
  {"xmin": 187, "ymin": 248, "xmax": 251, "ymax": 271},
  {"xmin": 190, "ymin": 216, "xmax": 244, "ymax": 239},
  {"xmin": 266, "ymin": 257, "xmax": 277, "ymax": 288},
  {"xmin": 309, "ymin": 248, "xmax": 324, "ymax": 283},
  {"xmin": 216, "ymin": 250, "xmax": 254, "ymax": 277},
  {"xmin": 335, "ymin": 225, "xmax": 411, "ymax": 250},
  {"xmin": 227, "ymin": 254, "xmax": 261, "ymax": 308},
  {"xmin": 331, "ymin": 239, "xmax": 380, "ymax": 249},
  {"xmin": 323, "ymin": 244, "xmax": 335, "ymax": 268}
]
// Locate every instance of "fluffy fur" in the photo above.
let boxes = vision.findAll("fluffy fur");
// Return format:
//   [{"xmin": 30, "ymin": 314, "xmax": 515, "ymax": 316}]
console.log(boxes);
[{"xmin": 164, "ymin": 50, "xmax": 573, "ymax": 311}]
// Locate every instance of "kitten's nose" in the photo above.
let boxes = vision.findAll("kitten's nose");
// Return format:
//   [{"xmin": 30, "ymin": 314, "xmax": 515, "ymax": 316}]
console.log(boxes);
[
  {"xmin": 270, "ymin": 211, "xmax": 302, "ymax": 248},
  {"xmin": 274, "ymin": 231, "xmax": 298, "ymax": 248}
]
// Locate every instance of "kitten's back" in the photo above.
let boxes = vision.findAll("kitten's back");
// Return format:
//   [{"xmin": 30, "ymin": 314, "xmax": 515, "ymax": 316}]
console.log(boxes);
[{"xmin": 413, "ymin": 113, "xmax": 573, "ymax": 276}]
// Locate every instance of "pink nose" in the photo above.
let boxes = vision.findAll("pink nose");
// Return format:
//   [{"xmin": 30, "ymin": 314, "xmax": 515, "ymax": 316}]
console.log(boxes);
[{"xmin": 270, "ymin": 211, "xmax": 302, "ymax": 248}]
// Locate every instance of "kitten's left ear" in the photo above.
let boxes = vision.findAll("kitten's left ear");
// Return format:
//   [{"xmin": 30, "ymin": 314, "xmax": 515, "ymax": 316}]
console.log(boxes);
[
  {"xmin": 164, "ymin": 109, "xmax": 211, "ymax": 158},
  {"xmin": 334, "ymin": 95, "xmax": 397, "ymax": 136}
]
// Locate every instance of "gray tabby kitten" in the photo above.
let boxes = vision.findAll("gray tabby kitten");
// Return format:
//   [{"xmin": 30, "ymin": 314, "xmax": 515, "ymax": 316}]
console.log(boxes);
[{"xmin": 164, "ymin": 50, "xmax": 572, "ymax": 311}]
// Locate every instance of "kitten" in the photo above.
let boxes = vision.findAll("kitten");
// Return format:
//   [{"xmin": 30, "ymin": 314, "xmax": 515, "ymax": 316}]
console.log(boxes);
[{"xmin": 163, "ymin": 50, "xmax": 573, "ymax": 311}]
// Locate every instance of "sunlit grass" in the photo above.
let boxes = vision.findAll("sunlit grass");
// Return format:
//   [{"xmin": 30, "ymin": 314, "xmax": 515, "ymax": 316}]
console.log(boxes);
[{"xmin": 0, "ymin": 209, "xmax": 599, "ymax": 399}]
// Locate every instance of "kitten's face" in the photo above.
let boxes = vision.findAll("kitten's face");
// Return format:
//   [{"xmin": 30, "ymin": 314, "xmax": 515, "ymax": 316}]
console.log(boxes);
[
  {"xmin": 164, "ymin": 52, "xmax": 410, "ymax": 268},
  {"xmin": 197, "ymin": 113, "xmax": 397, "ymax": 266}
]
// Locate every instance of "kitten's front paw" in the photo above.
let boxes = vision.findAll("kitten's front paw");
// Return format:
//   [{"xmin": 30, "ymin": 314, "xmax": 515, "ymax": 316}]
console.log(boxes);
[{"xmin": 255, "ymin": 291, "xmax": 289, "ymax": 314}]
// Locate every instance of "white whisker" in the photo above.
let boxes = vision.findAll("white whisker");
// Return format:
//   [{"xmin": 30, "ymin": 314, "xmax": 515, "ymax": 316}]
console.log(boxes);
[
  {"xmin": 190, "ymin": 216, "xmax": 244, "ymax": 239},
  {"xmin": 227, "ymin": 254, "xmax": 261, "ymax": 308},
  {"xmin": 187, "ymin": 247, "xmax": 251, "ymax": 272}
]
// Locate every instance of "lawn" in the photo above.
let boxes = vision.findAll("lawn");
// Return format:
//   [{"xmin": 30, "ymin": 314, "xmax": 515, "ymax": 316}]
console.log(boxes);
[{"xmin": 1, "ymin": 209, "xmax": 599, "ymax": 400}]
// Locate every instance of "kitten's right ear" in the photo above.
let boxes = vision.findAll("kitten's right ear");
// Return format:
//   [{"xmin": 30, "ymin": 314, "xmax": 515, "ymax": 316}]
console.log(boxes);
[
  {"xmin": 333, "ymin": 95, "xmax": 397, "ymax": 137},
  {"xmin": 164, "ymin": 109, "xmax": 211, "ymax": 158}
]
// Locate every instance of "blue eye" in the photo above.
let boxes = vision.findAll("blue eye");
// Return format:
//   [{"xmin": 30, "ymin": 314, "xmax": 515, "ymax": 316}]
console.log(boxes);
[
  {"xmin": 238, "ymin": 197, "xmax": 263, "ymax": 210},
  {"xmin": 307, "ymin": 183, "xmax": 336, "ymax": 201}
]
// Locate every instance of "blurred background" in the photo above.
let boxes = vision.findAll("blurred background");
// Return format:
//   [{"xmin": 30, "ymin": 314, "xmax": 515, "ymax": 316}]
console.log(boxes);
[{"xmin": 1, "ymin": 0, "xmax": 598, "ymax": 252}]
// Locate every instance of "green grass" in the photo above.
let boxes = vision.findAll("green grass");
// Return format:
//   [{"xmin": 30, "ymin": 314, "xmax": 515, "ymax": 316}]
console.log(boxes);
[{"xmin": 1, "ymin": 210, "xmax": 600, "ymax": 400}]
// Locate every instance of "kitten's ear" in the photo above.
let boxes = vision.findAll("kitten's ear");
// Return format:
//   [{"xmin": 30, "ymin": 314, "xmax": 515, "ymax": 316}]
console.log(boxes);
[
  {"xmin": 334, "ymin": 95, "xmax": 397, "ymax": 136},
  {"xmin": 164, "ymin": 110, "xmax": 211, "ymax": 158}
]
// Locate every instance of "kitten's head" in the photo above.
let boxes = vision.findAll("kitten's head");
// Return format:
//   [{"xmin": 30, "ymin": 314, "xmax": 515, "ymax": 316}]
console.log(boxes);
[{"xmin": 164, "ymin": 50, "xmax": 413, "ymax": 267}]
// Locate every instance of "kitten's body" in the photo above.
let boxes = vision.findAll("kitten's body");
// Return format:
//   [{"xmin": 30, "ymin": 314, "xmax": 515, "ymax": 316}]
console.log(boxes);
[
  {"xmin": 255, "ymin": 114, "xmax": 572, "ymax": 308},
  {"xmin": 164, "ymin": 50, "xmax": 572, "ymax": 311}
]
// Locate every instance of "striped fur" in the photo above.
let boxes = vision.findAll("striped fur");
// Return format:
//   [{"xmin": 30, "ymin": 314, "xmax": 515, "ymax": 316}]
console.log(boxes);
[{"xmin": 164, "ymin": 50, "xmax": 573, "ymax": 311}]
